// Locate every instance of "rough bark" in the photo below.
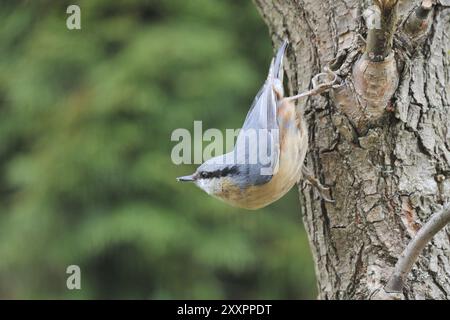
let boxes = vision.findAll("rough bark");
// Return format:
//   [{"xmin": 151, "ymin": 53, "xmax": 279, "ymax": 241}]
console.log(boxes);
[{"xmin": 254, "ymin": 0, "xmax": 450, "ymax": 299}]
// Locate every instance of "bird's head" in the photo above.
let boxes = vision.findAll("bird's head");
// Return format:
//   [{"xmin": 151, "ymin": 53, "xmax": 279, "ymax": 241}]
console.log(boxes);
[{"xmin": 177, "ymin": 155, "xmax": 240, "ymax": 196}]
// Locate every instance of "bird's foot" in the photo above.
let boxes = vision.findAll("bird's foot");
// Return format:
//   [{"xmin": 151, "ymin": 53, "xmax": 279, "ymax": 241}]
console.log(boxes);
[{"xmin": 301, "ymin": 167, "xmax": 335, "ymax": 203}]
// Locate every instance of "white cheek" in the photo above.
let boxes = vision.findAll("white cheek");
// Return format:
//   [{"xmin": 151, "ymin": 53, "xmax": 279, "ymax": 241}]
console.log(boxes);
[
  {"xmin": 196, "ymin": 179, "xmax": 218, "ymax": 195},
  {"xmin": 196, "ymin": 179, "xmax": 212, "ymax": 194}
]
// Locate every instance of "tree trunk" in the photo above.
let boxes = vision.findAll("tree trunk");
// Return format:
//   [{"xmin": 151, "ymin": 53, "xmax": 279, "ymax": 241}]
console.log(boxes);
[{"xmin": 254, "ymin": 0, "xmax": 450, "ymax": 299}]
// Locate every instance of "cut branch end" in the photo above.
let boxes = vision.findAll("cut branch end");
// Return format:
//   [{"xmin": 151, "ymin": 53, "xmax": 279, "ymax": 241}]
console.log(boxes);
[
  {"xmin": 403, "ymin": 0, "xmax": 434, "ymax": 37},
  {"xmin": 384, "ymin": 275, "xmax": 404, "ymax": 293}
]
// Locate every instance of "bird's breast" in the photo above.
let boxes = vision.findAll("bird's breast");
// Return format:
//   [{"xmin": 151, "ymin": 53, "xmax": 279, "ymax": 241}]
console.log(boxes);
[{"xmin": 215, "ymin": 101, "xmax": 307, "ymax": 210}]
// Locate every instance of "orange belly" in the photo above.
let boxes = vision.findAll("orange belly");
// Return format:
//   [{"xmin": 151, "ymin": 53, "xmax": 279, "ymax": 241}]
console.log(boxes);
[{"xmin": 217, "ymin": 100, "xmax": 308, "ymax": 210}]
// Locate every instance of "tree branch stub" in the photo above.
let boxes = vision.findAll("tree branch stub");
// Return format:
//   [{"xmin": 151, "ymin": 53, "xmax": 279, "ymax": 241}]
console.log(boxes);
[
  {"xmin": 403, "ymin": 0, "xmax": 434, "ymax": 38},
  {"xmin": 367, "ymin": 0, "xmax": 400, "ymax": 62}
]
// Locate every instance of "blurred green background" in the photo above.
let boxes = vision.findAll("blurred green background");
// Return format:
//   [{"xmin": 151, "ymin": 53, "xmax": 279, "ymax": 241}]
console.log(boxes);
[{"xmin": 0, "ymin": 0, "xmax": 316, "ymax": 299}]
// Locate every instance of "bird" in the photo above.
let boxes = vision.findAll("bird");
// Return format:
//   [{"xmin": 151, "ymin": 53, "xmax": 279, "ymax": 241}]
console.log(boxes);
[{"xmin": 177, "ymin": 40, "xmax": 331, "ymax": 210}]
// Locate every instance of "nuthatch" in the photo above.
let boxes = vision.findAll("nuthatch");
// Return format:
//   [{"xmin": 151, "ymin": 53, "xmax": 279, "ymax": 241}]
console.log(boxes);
[{"xmin": 178, "ymin": 40, "xmax": 332, "ymax": 210}]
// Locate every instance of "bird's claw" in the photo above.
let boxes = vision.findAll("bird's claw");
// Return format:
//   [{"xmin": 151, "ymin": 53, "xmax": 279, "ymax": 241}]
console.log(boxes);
[
  {"xmin": 301, "ymin": 167, "xmax": 335, "ymax": 203},
  {"xmin": 309, "ymin": 181, "xmax": 335, "ymax": 203},
  {"xmin": 318, "ymin": 189, "xmax": 335, "ymax": 203}
]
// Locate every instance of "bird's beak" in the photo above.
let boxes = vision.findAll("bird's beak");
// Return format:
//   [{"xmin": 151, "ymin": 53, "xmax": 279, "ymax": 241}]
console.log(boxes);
[{"xmin": 177, "ymin": 175, "xmax": 196, "ymax": 182}]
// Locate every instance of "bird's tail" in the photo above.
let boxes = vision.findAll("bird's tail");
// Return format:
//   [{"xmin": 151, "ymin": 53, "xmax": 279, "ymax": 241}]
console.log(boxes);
[
  {"xmin": 272, "ymin": 40, "xmax": 288, "ymax": 83},
  {"xmin": 267, "ymin": 40, "xmax": 288, "ymax": 99}
]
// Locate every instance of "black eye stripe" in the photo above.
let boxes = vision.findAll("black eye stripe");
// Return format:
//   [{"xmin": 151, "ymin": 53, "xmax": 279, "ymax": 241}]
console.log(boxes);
[{"xmin": 200, "ymin": 166, "xmax": 239, "ymax": 179}]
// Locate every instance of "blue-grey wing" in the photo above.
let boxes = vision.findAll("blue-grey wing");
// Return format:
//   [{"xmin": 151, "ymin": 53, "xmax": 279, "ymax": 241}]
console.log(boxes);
[
  {"xmin": 242, "ymin": 39, "xmax": 288, "ymax": 131},
  {"xmin": 234, "ymin": 40, "xmax": 288, "ymax": 182}
]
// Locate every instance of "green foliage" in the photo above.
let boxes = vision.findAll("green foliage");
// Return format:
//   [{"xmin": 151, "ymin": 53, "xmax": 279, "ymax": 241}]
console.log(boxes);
[{"xmin": 0, "ymin": 0, "xmax": 316, "ymax": 299}]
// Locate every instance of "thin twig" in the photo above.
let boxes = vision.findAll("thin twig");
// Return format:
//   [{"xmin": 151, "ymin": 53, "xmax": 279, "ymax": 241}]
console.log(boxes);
[{"xmin": 385, "ymin": 203, "xmax": 450, "ymax": 293}]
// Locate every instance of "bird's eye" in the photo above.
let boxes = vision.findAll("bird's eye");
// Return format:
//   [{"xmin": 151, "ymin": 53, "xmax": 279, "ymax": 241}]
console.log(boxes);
[{"xmin": 200, "ymin": 172, "xmax": 209, "ymax": 179}]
